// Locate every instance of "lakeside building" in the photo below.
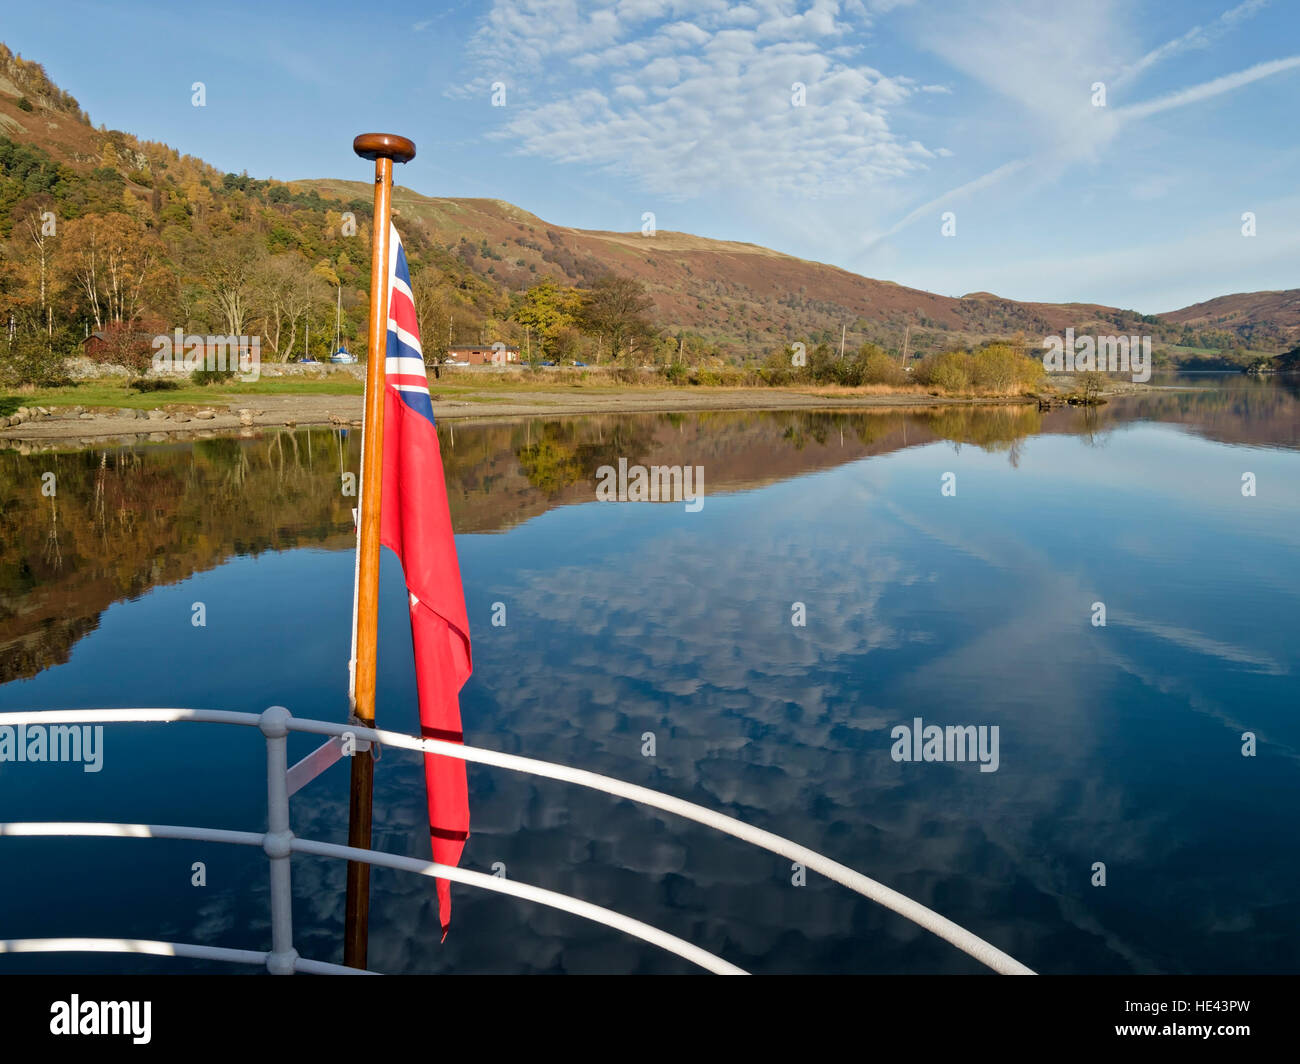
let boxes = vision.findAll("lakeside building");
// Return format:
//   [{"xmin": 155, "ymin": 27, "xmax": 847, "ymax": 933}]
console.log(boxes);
[{"xmin": 446, "ymin": 344, "xmax": 521, "ymax": 364}]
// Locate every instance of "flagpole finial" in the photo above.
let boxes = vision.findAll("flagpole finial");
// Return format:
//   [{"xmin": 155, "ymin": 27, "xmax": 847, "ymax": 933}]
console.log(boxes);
[{"xmin": 353, "ymin": 133, "xmax": 416, "ymax": 164}]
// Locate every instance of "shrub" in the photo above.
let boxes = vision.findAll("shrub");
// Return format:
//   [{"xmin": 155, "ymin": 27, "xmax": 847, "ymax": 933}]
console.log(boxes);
[
  {"xmin": 1075, "ymin": 370, "xmax": 1107, "ymax": 402},
  {"xmin": 712, "ymin": 367, "xmax": 751, "ymax": 387},
  {"xmin": 0, "ymin": 332, "xmax": 72, "ymax": 387},
  {"xmin": 1016, "ymin": 353, "xmax": 1047, "ymax": 390},
  {"xmin": 191, "ymin": 367, "xmax": 236, "ymax": 385},
  {"xmin": 917, "ymin": 350, "xmax": 973, "ymax": 392},
  {"xmin": 972, "ymin": 344, "xmax": 1024, "ymax": 393},
  {"xmin": 828, "ymin": 358, "xmax": 863, "ymax": 387},
  {"xmin": 861, "ymin": 350, "xmax": 906, "ymax": 386},
  {"xmin": 806, "ymin": 342, "xmax": 839, "ymax": 382},
  {"xmin": 131, "ymin": 377, "xmax": 179, "ymax": 392},
  {"xmin": 760, "ymin": 346, "xmax": 806, "ymax": 385},
  {"xmin": 85, "ymin": 321, "xmax": 156, "ymax": 374},
  {"xmin": 17, "ymin": 97, "xmax": 33, "ymax": 112}
]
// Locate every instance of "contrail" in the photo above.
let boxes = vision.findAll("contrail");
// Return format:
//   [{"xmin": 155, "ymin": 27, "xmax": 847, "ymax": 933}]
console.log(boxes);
[
  {"xmin": 1116, "ymin": 0, "xmax": 1272, "ymax": 87},
  {"xmin": 1117, "ymin": 54, "xmax": 1300, "ymax": 121},
  {"xmin": 872, "ymin": 52, "xmax": 1299, "ymax": 246},
  {"xmin": 863, "ymin": 158, "xmax": 1029, "ymax": 248}
]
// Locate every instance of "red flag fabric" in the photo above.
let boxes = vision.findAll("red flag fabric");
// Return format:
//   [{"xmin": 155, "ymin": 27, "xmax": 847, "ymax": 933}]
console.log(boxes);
[{"xmin": 378, "ymin": 223, "xmax": 472, "ymax": 937}]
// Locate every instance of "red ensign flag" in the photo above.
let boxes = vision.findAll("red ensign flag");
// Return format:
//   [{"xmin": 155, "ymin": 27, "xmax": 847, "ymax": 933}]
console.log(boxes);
[{"xmin": 378, "ymin": 223, "xmax": 472, "ymax": 937}]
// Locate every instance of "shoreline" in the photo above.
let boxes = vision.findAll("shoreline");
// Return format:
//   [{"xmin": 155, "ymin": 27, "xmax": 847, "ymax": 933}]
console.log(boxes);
[{"xmin": 0, "ymin": 380, "xmax": 1161, "ymax": 448}]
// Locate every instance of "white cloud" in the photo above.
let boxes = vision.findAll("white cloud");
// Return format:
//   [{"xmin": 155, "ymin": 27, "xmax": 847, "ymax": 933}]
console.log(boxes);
[{"xmin": 462, "ymin": 0, "xmax": 936, "ymax": 200}]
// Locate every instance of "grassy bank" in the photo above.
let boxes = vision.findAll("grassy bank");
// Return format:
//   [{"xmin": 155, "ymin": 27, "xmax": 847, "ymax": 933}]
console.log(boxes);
[
  {"xmin": 1, "ymin": 376, "xmax": 363, "ymax": 414},
  {"xmin": 1, "ymin": 348, "xmax": 1075, "ymax": 420}
]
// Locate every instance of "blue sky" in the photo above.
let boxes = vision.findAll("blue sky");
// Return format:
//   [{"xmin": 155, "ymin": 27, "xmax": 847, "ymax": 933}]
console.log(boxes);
[{"xmin": 5, "ymin": 0, "xmax": 1298, "ymax": 312}]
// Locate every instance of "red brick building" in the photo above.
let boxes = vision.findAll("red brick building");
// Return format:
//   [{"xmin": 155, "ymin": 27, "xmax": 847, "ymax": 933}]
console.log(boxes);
[{"xmin": 446, "ymin": 344, "xmax": 521, "ymax": 365}]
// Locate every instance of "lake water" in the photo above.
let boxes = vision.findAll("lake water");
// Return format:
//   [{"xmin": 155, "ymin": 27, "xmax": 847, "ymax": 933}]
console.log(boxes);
[{"xmin": 2, "ymin": 374, "xmax": 1298, "ymax": 974}]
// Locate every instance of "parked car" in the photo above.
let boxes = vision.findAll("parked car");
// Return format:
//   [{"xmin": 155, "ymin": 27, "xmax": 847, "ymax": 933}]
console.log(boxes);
[{"xmin": 444, "ymin": 359, "xmax": 470, "ymax": 367}]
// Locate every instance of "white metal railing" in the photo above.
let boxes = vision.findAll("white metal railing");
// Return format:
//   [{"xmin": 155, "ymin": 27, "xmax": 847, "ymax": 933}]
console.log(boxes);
[
  {"xmin": 0, "ymin": 707, "xmax": 1035, "ymax": 975},
  {"xmin": 0, "ymin": 820, "xmax": 742, "ymax": 975},
  {"xmin": 0, "ymin": 937, "xmax": 365, "ymax": 975}
]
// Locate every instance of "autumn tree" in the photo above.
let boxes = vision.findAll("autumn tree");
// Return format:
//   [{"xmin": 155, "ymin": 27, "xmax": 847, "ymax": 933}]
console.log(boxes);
[
  {"xmin": 0, "ymin": 197, "xmax": 61, "ymax": 337},
  {"xmin": 412, "ymin": 274, "xmax": 454, "ymax": 364},
  {"xmin": 87, "ymin": 319, "xmax": 162, "ymax": 374},
  {"xmin": 61, "ymin": 212, "xmax": 164, "ymax": 330},
  {"xmin": 511, "ymin": 280, "xmax": 581, "ymax": 359},
  {"xmin": 577, "ymin": 274, "xmax": 655, "ymax": 363}
]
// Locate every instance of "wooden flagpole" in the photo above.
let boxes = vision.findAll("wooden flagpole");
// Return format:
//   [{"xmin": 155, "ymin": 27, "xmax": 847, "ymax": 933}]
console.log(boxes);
[{"xmin": 345, "ymin": 132, "xmax": 416, "ymax": 969}]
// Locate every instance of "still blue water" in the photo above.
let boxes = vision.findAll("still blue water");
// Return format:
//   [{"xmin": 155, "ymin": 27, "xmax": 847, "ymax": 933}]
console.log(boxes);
[{"xmin": 1, "ymin": 378, "xmax": 1297, "ymax": 973}]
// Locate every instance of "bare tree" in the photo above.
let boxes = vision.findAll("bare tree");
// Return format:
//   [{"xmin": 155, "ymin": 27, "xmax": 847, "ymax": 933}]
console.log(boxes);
[
  {"xmin": 578, "ymin": 274, "xmax": 655, "ymax": 362},
  {"xmin": 255, "ymin": 253, "xmax": 328, "ymax": 360},
  {"xmin": 411, "ymin": 265, "xmax": 455, "ymax": 365},
  {"xmin": 19, "ymin": 205, "xmax": 53, "ymax": 334},
  {"xmin": 186, "ymin": 233, "xmax": 263, "ymax": 336}
]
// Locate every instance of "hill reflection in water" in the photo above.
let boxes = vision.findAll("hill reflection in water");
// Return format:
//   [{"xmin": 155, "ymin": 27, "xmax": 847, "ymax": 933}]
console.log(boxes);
[{"xmin": 5, "ymin": 379, "xmax": 1295, "ymax": 684}]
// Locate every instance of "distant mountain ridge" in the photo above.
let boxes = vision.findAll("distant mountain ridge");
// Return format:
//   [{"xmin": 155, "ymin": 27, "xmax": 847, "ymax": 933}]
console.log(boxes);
[
  {"xmin": 1160, "ymin": 289, "xmax": 1300, "ymax": 348},
  {"xmin": 1, "ymin": 40, "xmax": 1295, "ymax": 361},
  {"xmin": 299, "ymin": 177, "xmax": 1299, "ymax": 356}
]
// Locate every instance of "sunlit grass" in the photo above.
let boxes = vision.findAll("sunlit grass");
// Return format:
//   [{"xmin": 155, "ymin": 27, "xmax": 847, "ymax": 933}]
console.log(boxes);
[
  {"xmin": 4, "ymin": 377, "xmax": 364, "ymax": 410},
  {"xmin": 4, "ymin": 366, "xmax": 1056, "ymax": 418}
]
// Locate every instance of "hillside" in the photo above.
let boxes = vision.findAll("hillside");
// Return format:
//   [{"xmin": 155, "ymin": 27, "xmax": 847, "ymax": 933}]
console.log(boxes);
[
  {"xmin": 300, "ymin": 177, "xmax": 1175, "ymax": 358},
  {"xmin": 0, "ymin": 39, "xmax": 1294, "ymax": 366},
  {"xmin": 1160, "ymin": 289, "xmax": 1300, "ymax": 351}
]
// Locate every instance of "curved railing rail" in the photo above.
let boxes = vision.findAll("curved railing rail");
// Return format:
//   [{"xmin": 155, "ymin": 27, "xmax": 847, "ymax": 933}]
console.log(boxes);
[
  {"xmin": 0, "ymin": 937, "xmax": 368, "ymax": 975},
  {"xmin": 0, "ymin": 707, "xmax": 1034, "ymax": 975},
  {"xmin": 0, "ymin": 821, "xmax": 744, "ymax": 975}
]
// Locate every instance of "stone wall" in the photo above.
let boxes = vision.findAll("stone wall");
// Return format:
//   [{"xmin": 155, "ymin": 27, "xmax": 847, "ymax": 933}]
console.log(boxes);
[{"xmin": 64, "ymin": 357, "xmax": 366, "ymax": 382}]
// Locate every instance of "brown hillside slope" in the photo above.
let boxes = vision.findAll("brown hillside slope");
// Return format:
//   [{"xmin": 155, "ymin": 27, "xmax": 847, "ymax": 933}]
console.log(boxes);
[
  {"xmin": 297, "ymin": 178, "xmax": 1162, "ymax": 354},
  {"xmin": 1160, "ymin": 289, "xmax": 1300, "ymax": 348}
]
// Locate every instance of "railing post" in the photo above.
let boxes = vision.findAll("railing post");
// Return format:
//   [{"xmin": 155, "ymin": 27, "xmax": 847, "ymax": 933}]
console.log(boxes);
[{"xmin": 260, "ymin": 706, "xmax": 298, "ymax": 975}]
